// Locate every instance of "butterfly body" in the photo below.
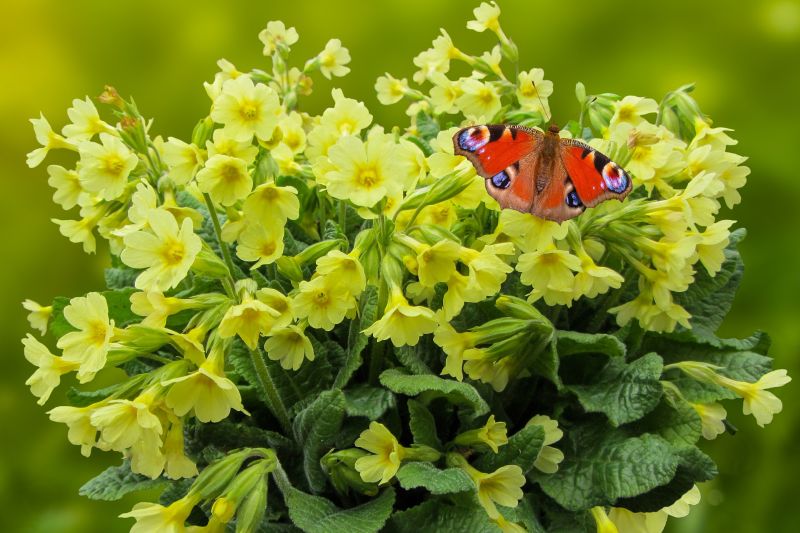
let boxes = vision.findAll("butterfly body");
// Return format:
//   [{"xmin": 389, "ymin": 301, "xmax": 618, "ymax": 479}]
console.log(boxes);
[{"xmin": 453, "ymin": 124, "xmax": 632, "ymax": 222}]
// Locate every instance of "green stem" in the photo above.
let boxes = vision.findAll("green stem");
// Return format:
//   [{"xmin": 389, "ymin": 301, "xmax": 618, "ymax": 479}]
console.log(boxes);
[
  {"xmin": 202, "ymin": 192, "xmax": 238, "ymax": 297},
  {"xmin": 249, "ymin": 347, "xmax": 292, "ymax": 434}
]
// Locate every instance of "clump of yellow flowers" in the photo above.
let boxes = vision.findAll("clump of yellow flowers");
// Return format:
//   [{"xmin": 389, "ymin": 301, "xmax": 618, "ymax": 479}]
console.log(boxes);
[{"xmin": 23, "ymin": 3, "xmax": 789, "ymax": 532}]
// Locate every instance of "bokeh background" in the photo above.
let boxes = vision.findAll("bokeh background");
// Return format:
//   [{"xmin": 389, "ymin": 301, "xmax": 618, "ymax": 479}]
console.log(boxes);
[{"xmin": 1, "ymin": 0, "xmax": 798, "ymax": 531}]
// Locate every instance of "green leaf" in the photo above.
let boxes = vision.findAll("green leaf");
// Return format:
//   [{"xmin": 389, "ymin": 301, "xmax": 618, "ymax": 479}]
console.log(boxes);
[
  {"xmin": 501, "ymin": 494, "xmax": 546, "ymax": 533},
  {"xmin": 674, "ymin": 228, "xmax": 745, "ymax": 338},
  {"xmin": 278, "ymin": 476, "xmax": 395, "ymax": 533},
  {"xmin": 633, "ymin": 395, "xmax": 702, "ymax": 449},
  {"xmin": 386, "ymin": 499, "xmax": 495, "ymax": 533},
  {"xmin": 395, "ymin": 462, "xmax": 474, "ymax": 495},
  {"xmin": 104, "ymin": 267, "xmax": 138, "ymax": 289},
  {"xmin": 567, "ymin": 353, "xmax": 664, "ymax": 426},
  {"xmin": 379, "ymin": 369, "xmax": 489, "ymax": 417},
  {"xmin": 66, "ymin": 383, "xmax": 125, "ymax": 407},
  {"xmin": 394, "ymin": 335, "xmax": 437, "ymax": 375},
  {"xmin": 187, "ymin": 419, "xmax": 293, "ymax": 452},
  {"xmin": 78, "ymin": 460, "xmax": 166, "ymax": 501},
  {"xmin": 407, "ymin": 399, "xmax": 442, "ymax": 449},
  {"xmin": 344, "ymin": 385, "xmax": 395, "ymax": 420},
  {"xmin": 415, "ymin": 111, "xmax": 440, "ymax": 140},
  {"xmin": 556, "ymin": 330, "xmax": 626, "ymax": 358},
  {"xmin": 536, "ymin": 427, "xmax": 679, "ymax": 511},
  {"xmin": 293, "ymin": 389, "xmax": 347, "ymax": 493},
  {"xmin": 474, "ymin": 424, "xmax": 545, "ymax": 475},
  {"xmin": 335, "ymin": 285, "xmax": 378, "ymax": 388}
]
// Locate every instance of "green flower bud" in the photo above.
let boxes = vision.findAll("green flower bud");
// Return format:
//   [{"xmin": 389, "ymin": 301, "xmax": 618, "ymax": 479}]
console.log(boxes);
[
  {"xmin": 494, "ymin": 295, "xmax": 551, "ymax": 325},
  {"xmin": 500, "ymin": 39, "xmax": 518, "ymax": 63},
  {"xmin": 191, "ymin": 116, "xmax": 215, "ymax": 147},
  {"xmin": 398, "ymin": 171, "xmax": 475, "ymax": 212},
  {"xmin": 275, "ymin": 256, "xmax": 304, "ymax": 283},
  {"xmin": 191, "ymin": 242, "xmax": 231, "ymax": 280},
  {"xmin": 321, "ymin": 449, "xmax": 379, "ymax": 496},
  {"xmin": 575, "ymin": 82, "xmax": 587, "ymax": 105},
  {"xmin": 187, "ymin": 449, "xmax": 254, "ymax": 500},
  {"xmin": 403, "ymin": 445, "xmax": 442, "ymax": 462},
  {"xmin": 453, "ymin": 415, "xmax": 508, "ymax": 453},
  {"xmin": 235, "ymin": 476, "xmax": 268, "ymax": 533},
  {"xmin": 294, "ymin": 239, "xmax": 342, "ymax": 267}
]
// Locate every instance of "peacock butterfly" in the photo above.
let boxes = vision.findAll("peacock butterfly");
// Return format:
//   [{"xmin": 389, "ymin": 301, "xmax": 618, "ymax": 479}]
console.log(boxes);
[{"xmin": 453, "ymin": 124, "xmax": 632, "ymax": 222}]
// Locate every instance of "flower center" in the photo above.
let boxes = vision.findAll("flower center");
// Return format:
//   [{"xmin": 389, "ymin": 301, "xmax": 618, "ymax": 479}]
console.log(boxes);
[
  {"xmin": 321, "ymin": 53, "xmax": 336, "ymax": 68},
  {"xmin": 260, "ymin": 186, "xmax": 279, "ymax": 201},
  {"xmin": 161, "ymin": 239, "xmax": 186, "ymax": 267},
  {"xmin": 617, "ymin": 105, "xmax": 635, "ymax": 123},
  {"xmin": 104, "ymin": 154, "xmax": 125, "ymax": 176},
  {"xmin": 239, "ymin": 101, "xmax": 260, "ymax": 122},
  {"xmin": 357, "ymin": 167, "xmax": 379, "ymax": 188},
  {"xmin": 478, "ymin": 88, "xmax": 494, "ymax": 104},
  {"xmin": 221, "ymin": 163, "xmax": 242, "ymax": 183},
  {"xmin": 260, "ymin": 241, "xmax": 276, "ymax": 256},
  {"xmin": 87, "ymin": 320, "xmax": 108, "ymax": 345},
  {"xmin": 314, "ymin": 290, "xmax": 330, "ymax": 306}
]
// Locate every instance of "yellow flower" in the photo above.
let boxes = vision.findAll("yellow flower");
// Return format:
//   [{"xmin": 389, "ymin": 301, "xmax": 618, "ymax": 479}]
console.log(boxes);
[
  {"xmin": 663, "ymin": 484, "xmax": 701, "ymax": 518},
  {"xmin": 493, "ymin": 515, "xmax": 526, "ymax": 533},
  {"xmin": 120, "ymin": 495, "xmax": 198, "ymax": 533},
  {"xmin": 694, "ymin": 219, "xmax": 734, "ymax": 275},
  {"xmin": 235, "ymin": 221, "xmax": 285, "ymax": 268},
  {"xmin": 78, "ymin": 133, "xmax": 139, "ymax": 200},
  {"xmin": 277, "ymin": 111, "xmax": 307, "ymax": 155},
  {"xmin": 264, "ymin": 325, "xmax": 315, "ymax": 370},
  {"xmin": 363, "ymin": 286, "xmax": 438, "ymax": 347},
  {"xmin": 243, "ymin": 182, "xmax": 300, "ymax": 225},
  {"xmin": 467, "ymin": 1, "xmax": 502, "ymax": 34},
  {"xmin": 517, "ymin": 245, "xmax": 581, "ymax": 305},
  {"xmin": 22, "ymin": 334, "xmax": 80, "ymax": 405},
  {"xmin": 53, "ymin": 204, "xmax": 107, "ymax": 254},
  {"xmin": 354, "ymin": 422, "xmax": 405, "ymax": 484},
  {"xmin": 527, "ymin": 415, "xmax": 565, "ymax": 474},
  {"xmin": 62, "ymin": 96, "xmax": 114, "ymax": 141},
  {"xmin": 211, "ymin": 76, "xmax": 281, "ymax": 142},
  {"xmin": 692, "ymin": 402, "xmax": 727, "ymax": 440},
  {"xmin": 516, "ymin": 68, "xmax": 553, "ymax": 116},
  {"xmin": 218, "ymin": 293, "xmax": 282, "ymax": 349},
  {"xmin": 47, "ymin": 164, "xmax": 86, "ymax": 210},
  {"xmin": 456, "ymin": 79, "xmax": 502, "ymax": 122},
  {"xmin": 56, "ymin": 292, "xmax": 114, "ymax": 381},
  {"xmin": 90, "ymin": 391, "xmax": 163, "ymax": 452},
  {"xmin": 48, "ymin": 404, "xmax": 97, "ymax": 456},
  {"xmin": 442, "ymin": 271, "xmax": 471, "ymax": 320},
  {"xmin": 455, "ymin": 415, "xmax": 508, "ymax": 453},
  {"xmin": 315, "ymin": 250, "xmax": 366, "ymax": 296},
  {"xmin": 463, "ymin": 350, "xmax": 515, "ymax": 392},
  {"xmin": 607, "ymin": 508, "xmax": 666, "ymax": 533},
  {"xmin": 258, "ymin": 20, "xmax": 299, "ymax": 55},
  {"xmin": 162, "ymin": 137, "xmax": 204, "ymax": 185},
  {"xmin": 609, "ymin": 95, "xmax": 659, "ymax": 128},
  {"xmin": 433, "ymin": 321, "xmax": 475, "ymax": 381},
  {"xmin": 163, "ymin": 417, "xmax": 199, "ymax": 479},
  {"xmin": 412, "ymin": 30, "xmax": 466, "ymax": 84},
  {"xmin": 494, "ymin": 210, "xmax": 568, "ymax": 252},
  {"xmin": 22, "ymin": 299, "xmax": 52, "ymax": 335},
  {"xmin": 27, "ymin": 113, "xmax": 76, "ymax": 168},
  {"xmin": 429, "ymin": 73, "xmax": 463, "ymax": 114},
  {"xmin": 196, "ymin": 154, "xmax": 252, "ymax": 206},
  {"xmin": 461, "ymin": 243, "xmax": 515, "ymax": 300},
  {"xmin": 375, "ymin": 74, "xmax": 410, "ymax": 105},
  {"xmin": 591, "ymin": 507, "xmax": 620, "ymax": 533},
  {"xmin": 325, "ymin": 134, "xmax": 404, "ymax": 207},
  {"xmin": 319, "ymin": 88, "xmax": 373, "ymax": 136},
  {"xmin": 417, "ymin": 240, "xmax": 461, "ymax": 287},
  {"xmin": 164, "ymin": 345, "xmax": 246, "ymax": 423},
  {"xmin": 573, "ymin": 251, "xmax": 624, "ymax": 300},
  {"xmin": 317, "ymin": 38, "xmax": 351, "ymax": 79},
  {"xmin": 206, "ymin": 128, "xmax": 259, "ymax": 163},
  {"xmin": 718, "ymin": 369, "xmax": 791, "ymax": 427},
  {"xmin": 129, "ymin": 290, "xmax": 199, "ymax": 329},
  {"xmin": 469, "ymin": 464, "xmax": 525, "ymax": 519},
  {"xmin": 292, "ymin": 275, "xmax": 356, "ymax": 331},
  {"xmin": 121, "ymin": 209, "xmax": 202, "ymax": 292}
]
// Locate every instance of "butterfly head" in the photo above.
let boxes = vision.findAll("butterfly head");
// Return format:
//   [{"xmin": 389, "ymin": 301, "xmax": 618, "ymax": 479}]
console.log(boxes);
[{"xmin": 547, "ymin": 124, "xmax": 561, "ymax": 135}]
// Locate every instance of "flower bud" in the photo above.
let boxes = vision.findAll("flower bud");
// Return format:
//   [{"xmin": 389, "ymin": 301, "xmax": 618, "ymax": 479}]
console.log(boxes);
[
  {"xmin": 235, "ymin": 476, "xmax": 268, "ymax": 533},
  {"xmin": 398, "ymin": 171, "xmax": 475, "ymax": 212},
  {"xmin": 294, "ymin": 239, "xmax": 342, "ymax": 267},
  {"xmin": 187, "ymin": 449, "xmax": 254, "ymax": 500},
  {"xmin": 321, "ymin": 449, "xmax": 379, "ymax": 496},
  {"xmin": 275, "ymin": 256, "xmax": 304, "ymax": 282},
  {"xmin": 191, "ymin": 242, "xmax": 231, "ymax": 280},
  {"xmin": 191, "ymin": 116, "xmax": 215, "ymax": 147}
]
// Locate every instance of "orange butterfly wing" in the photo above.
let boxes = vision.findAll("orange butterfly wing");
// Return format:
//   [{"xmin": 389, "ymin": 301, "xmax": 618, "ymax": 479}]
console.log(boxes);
[{"xmin": 559, "ymin": 140, "xmax": 632, "ymax": 208}]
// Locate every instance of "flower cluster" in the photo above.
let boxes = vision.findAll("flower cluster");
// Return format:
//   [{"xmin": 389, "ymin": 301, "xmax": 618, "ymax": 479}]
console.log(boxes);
[{"xmin": 23, "ymin": 3, "xmax": 788, "ymax": 533}]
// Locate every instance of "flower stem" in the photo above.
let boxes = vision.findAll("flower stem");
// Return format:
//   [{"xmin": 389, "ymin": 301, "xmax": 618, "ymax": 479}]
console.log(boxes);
[
  {"xmin": 202, "ymin": 192, "xmax": 238, "ymax": 298},
  {"xmin": 249, "ymin": 347, "xmax": 292, "ymax": 434}
]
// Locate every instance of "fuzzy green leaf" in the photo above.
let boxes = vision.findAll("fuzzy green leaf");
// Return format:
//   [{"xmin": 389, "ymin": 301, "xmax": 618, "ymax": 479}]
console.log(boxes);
[
  {"xmin": 474, "ymin": 423, "xmax": 545, "ymax": 474},
  {"xmin": 344, "ymin": 385, "xmax": 395, "ymax": 420},
  {"xmin": 386, "ymin": 499, "xmax": 494, "ymax": 533},
  {"xmin": 568, "ymin": 353, "xmax": 664, "ymax": 426},
  {"xmin": 556, "ymin": 330, "xmax": 626, "ymax": 358},
  {"xmin": 335, "ymin": 285, "xmax": 378, "ymax": 388},
  {"xmin": 104, "ymin": 267, "xmax": 139, "ymax": 289},
  {"xmin": 407, "ymin": 399, "xmax": 442, "ymax": 449},
  {"xmin": 633, "ymin": 395, "xmax": 702, "ymax": 449},
  {"xmin": 293, "ymin": 389, "xmax": 347, "ymax": 493},
  {"xmin": 79, "ymin": 460, "xmax": 166, "ymax": 501},
  {"xmin": 395, "ymin": 462, "xmax": 474, "ymax": 495},
  {"xmin": 536, "ymin": 427, "xmax": 679, "ymax": 511},
  {"xmin": 379, "ymin": 369, "xmax": 489, "ymax": 416}
]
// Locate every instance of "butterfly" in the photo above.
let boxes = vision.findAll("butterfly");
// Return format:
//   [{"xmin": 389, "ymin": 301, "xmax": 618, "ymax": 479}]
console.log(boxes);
[{"xmin": 453, "ymin": 124, "xmax": 632, "ymax": 222}]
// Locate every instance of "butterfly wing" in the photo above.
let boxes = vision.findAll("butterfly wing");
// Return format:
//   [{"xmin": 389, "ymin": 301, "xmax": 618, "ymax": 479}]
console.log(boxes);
[
  {"xmin": 453, "ymin": 125, "xmax": 543, "ymax": 212},
  {"xmin": 559, "ymin": 139, "xmax": 632, "ymax": 208}
]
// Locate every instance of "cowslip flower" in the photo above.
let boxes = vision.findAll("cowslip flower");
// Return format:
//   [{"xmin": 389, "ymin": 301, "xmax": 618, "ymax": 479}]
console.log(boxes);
[
  {"xmin": 121, "ymin": 209, "xmax": 202, "ymax": 292},
  {"xmin": 293, "ymin": 275, "xmax": 356, "ymax": 331},
  {"xmin": 463, "ymin": 349, "xmax": 515, "ymax": 392},
  {"xmin": 591, "ymin": 507, "xmax": 621, "ymax": 533},
  {"xmin": 62, "ymin": 96, "xmax": 114, "ymax": 141},
  {"xmin": 22, "ymin": 299, "xmax": 52, "ymax": 335},
  {"xmin": 196, "ymin": 154, "xmax": 253, "ymax": 206},
  {"xmin": 211, "ymin": 76, "xmax": 281, "ymax": 142},
  {"xmin": 718, "ymin": 369, "xmax": 792, "ymax": 427},
  {"xmin": 517, "ymin": 245, "xmax": 581, "ymax": 305},
  {"xmin": 319, "ymin": 88, "xmax": 373, "ymax": 137},
  {"xmin": 163, "ymin": 417, "xmax": 198, "ymax": 479},
  {"xmin": 235, "ymin": 222, "xmax": 285, "ymax": 268},
  {"xmin": 416, "ymin": 240, "xmax": 460, "ymax": 287},
  {"xmin": 27, "ymin": 113, "xmax": 76, "ymax": 168},
  {"xmin": 22, "ymin": 334, "xmax": 80, "ymax": 404},
  {"xmin": 242, "ymin": 183, "xmax": 300, "ymax": 225},
  {"xmin": 218, "ymin": 293, "xmax": 282, "ymax": 349},
  {"xmin": 527, "ymin": 415, "xmax": 565, "ymax": 474},
  {"xmin": 692, "ymin": 402, "xmax": 727, "ymax": 440},
  {"xmin": 120, "ymin": 495, "xmax": 199, "ymax": 533},
  {"xmin": 90, "ymin": 390, "xmax": 163, "ymax": 452},
  {"xmin": 354, "ymin": 422, "xmax": 405, "ymax": 484},
  {"xmin": 48, "ymin": 405, "xmax": 97, "ymax": 456},
  {"xmin": 433, "ymin": 321, "xmax": 476, "ymax": 381},
  {"xmin": 460, "ymin": 243, "xmax": 515, "ymax": 301},
  {"xmin": 129, "ymin": 290, "xmax": 205, "ymax": 329},
  {"xmin": 164, "ymin": 344, "xmax": 246, "ymax": 423},
  {"xmin": 264, "ymin": 324, "xmax": 315, "ymax": 371},
  {"xmin": 573, "ymin": 251, "xmax": 624, "ymax": 300},
  {"xmin": 609, "ymin": 95, "xmax": 659, "ymax": 128},
  {"xmin": 516, "ymin": 68, "xmax": 553, "ymax": 116},
  {"xmin": 161, "ymin": 137, "xmax": 204, "ymax": 185},
  {"xmin": 456, "ymin": 459, "xmax": 525, "ymax": 519},
  {"xmin": 53, "ymin": 204, "xmax": 108, "ymax": 254},
  {"xmin": 467, "ymin": 1, "xmax": 502, "ymax": 34},
  {"xmin": 375, "ymin": 74, "xmax": 410, "ymax": 105},
  {"xmin": 258, "ymin": 20, "xmax": 299, "ymax": 55},
  {"xmin": 315, "ymin": 250, "xmax": 366, "ymax": 296},
  {"xmin": 47, "ymin": 165, "xmax": 85, "ymax": 210},
  {"xmin": 56, "ymin": 292, "xmax": 114, "ymax": 381},
  {"xmin": 317, "ymin": 38, "xmax": 351, "ymax": 79},
  {"xmin": 456, "ymin": 79, "xmax": 502, "ymax": 122},
  {"xmin": 206, "ymin": 128, "xmax": 259, "ymax": 162},
  {"xmin": 363, "ymin": 286, "xmax": 438, "ymax": 347},
  {"xmin": 454, "ymin": 415, "xmax": 508, "ymax": 453},
  {"xmin": 78, "ymin": 133, "xmax": 139, "ymax": 200},
  {"xmin": 325, "ymin": 134, "xmax": 404, "ymax": 207}
]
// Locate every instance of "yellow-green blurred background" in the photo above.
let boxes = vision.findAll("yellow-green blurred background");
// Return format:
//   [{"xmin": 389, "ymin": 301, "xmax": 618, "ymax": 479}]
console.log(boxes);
[{"xmin": 2, "ymin": 0, "xmax": 798, "ymax": 531}]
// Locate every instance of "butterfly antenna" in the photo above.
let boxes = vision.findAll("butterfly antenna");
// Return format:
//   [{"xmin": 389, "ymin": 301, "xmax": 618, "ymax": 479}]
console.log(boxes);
[{"xmin": 529, "ymin": 78, "xmax": 551, "ymax": 125}]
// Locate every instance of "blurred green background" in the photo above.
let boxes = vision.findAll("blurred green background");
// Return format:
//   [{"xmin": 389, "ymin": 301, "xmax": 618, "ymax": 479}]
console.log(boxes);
[{"xmin": 1, "ymin": 0, "xmax": 798, "ymax": 531}]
